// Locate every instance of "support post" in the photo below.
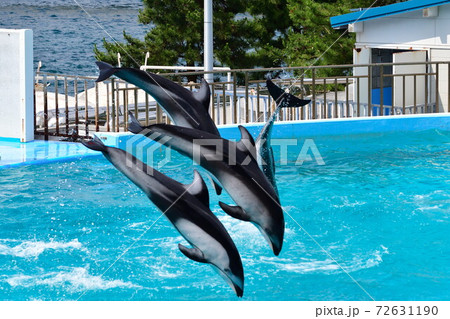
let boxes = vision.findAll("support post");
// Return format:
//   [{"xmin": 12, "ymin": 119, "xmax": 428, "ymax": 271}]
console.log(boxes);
[{"xmin": 204, "ymin": 0, "xmax": 213, "ymax": 85}]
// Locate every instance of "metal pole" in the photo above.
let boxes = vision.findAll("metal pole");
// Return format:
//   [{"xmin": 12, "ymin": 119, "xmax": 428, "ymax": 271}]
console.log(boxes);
[{"xmin": 204, "ymin": 0, "xmax": 213, "ymax": 84}]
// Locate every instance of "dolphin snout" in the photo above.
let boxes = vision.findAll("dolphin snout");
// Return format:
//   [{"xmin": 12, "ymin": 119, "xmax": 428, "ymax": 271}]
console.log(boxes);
[
  {"xmin": 257, "ymin": 224, "xmax": 284, "ymax": 256},
  {"xmin": 267, "ymin": 231, "xmax": 283, "ymax": 256},
  {"xmin": 215, "ymin": 267, "xmax": 244, "ymax": 298},
  {"xmin": 224, "ymin": 269, "xmax": 244, "ymax": 298}
]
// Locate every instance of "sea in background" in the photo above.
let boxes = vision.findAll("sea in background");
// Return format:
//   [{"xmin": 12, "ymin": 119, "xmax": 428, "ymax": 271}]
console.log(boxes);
[{"xmin": 0, "ymin": 0, "xmax": 148, "ymax": 75}]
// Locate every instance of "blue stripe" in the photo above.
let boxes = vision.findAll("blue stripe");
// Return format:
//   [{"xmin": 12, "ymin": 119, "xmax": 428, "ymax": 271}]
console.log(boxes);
[
  {"xmin": 330, "ymin": 0, "xmax": 450, "ymax": 28},
  {"xmin": 0, "ymin": 137, "xmax": 22, "ymax": 143}
]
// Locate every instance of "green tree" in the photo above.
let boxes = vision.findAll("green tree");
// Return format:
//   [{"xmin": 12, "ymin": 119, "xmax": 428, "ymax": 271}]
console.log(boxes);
[
  {"xmin": 94, "ymin": 0, "xmax": 292, "ymax": 69},
  {"xmin": 95, "ymin": 0, "xmax": 403, "ymax": 73},
  {"xmin": 284, "ymin": 0, "xmax": 400, "ymax": 76}
]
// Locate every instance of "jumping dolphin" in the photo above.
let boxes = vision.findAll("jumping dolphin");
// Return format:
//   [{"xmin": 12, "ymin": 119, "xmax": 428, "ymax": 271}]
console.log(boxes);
[
  {"xmin": 256, "ymin": 79, "xmax": 310, "ymax": 195},
  {"xmin": 95, "ymin": 61, "xmax": 220, "ymax": 136},
  {"xmin": 127, "ymin": 119, "xmax": 285, "ymax": 256},
  {"xmin": 81, "ymin": 136, "xmax": 244, "ymax": 297}
]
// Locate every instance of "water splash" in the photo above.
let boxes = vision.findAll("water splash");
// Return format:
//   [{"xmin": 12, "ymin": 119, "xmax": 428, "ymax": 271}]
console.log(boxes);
[
  {"xmin": 0, "ymin": 239, "xmax": 82, "ymax": 258},
  {"xmin": 5, "ymin": 267, "xmax": 139, "ymax": 291}
]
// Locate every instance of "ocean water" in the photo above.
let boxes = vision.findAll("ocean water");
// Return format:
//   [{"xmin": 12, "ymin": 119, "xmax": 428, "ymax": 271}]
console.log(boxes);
[
  {"xmin": 0, "ymin": 129, "xmax": 449, "ymax": 300},
  {"xmin": 0, "ymin": 0, "xmax": 148, "ymax": 75}
]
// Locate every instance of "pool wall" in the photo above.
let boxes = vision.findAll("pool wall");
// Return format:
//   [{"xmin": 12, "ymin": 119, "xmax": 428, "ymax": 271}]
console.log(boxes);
[
  {"xmin": 218, "ymin": 114, "xmax": 450, "ymax": 140},
  {"xmin": 94, "ymin": 114, "xmax": 450, "ymax": 149},
  {"xmin": 0, "ymin": 140, "xmax": 98, "ymax": 168},
  {"xmin": 1, "ymin": 114, "xmax": 448, "ymax": 168}
]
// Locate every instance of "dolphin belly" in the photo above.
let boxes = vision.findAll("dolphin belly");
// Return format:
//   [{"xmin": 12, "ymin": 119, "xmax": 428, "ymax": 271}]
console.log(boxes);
[
  {"xmin": 174, "ymin": 217, "xmax": 230, "ymax": 266},
  {"xmin": 220, "ymin": 175, "xmax": 273, "ymax": 226}
]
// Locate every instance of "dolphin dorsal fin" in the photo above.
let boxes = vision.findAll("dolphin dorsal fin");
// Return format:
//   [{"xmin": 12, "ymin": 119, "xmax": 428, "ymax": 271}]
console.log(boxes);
[
  {"xmin": 193, "ymin": 79, "xmax": 211, "ymax": 111},
  {"xmin": 127, "ymin": 111, "xmax": 145, "ymax": 134},
  {"xmin": 205, "ymin": 174, "xmax": 223, "ymax": 195},
  {"xmin": 236, "ymin": 125, "xmax": 257, "ymax": 160},
  {"xmin": 183, "ymin": 170, "xmax": 210, "ymax": 206},
  {"xmin": 178, "ymin": 244, "xmax": 207, "ymax": 263},
  {"xmin": 219, "ymin": 202, "xmax": 251, "ymax": 222}
]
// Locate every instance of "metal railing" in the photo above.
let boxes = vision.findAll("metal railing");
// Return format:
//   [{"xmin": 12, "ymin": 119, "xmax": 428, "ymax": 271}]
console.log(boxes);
[{"xmin": 34, "ymin": 61, "xmax": 450, "ymax": 140}]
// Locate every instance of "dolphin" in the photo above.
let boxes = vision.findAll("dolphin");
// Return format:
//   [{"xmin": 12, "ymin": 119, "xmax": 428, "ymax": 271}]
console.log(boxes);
[
  {"xmin": 95, "ymin": 61, "xmax": 220, "ymax": 136},
  {"xmin": 127, "ymin": 119, "xmax": 285, "ymax": 256},
  {"xmin": 81, "ymin": 136, "xmax": 244, "ymax": 297},
  {"xmin": 256, "ymin": 79, "xmax": 310, "ymax": 196}
]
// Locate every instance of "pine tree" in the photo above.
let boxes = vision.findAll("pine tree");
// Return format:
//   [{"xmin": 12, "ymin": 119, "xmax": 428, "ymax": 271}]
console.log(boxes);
[
  {"xmin": 94, "ymin": 0, "xmax": 291, "ymax": 69},
  {"xmin": 284, "ymin": 0, "xmax": 400, "ymax": 76},
  {"xmin": 94, "ymin": 0, "xmax": 402, "ymax": 72}
]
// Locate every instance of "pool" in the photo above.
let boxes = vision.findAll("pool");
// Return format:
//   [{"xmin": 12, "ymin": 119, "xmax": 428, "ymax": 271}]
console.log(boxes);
[{"xmin": 0, "ymin": 115, "xmax": 449, "ymax": 300}]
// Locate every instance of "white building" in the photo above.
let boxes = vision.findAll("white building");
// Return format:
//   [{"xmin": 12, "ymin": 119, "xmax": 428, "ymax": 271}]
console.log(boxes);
[
  {"xmin": 0, "ymin": 29, "xmax": 34, "ymax": 142},
  {"xmin": 331, "ymin": 0, "xmax": 450, "ymax": 113}
]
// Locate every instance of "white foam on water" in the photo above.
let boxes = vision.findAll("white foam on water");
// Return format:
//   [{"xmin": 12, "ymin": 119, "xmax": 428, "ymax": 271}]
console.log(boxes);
[
  {"xmin": 260, "ymin": 245, "xmax": 390, "ymax": 274},
  {"xmin": 5, "ymin": 267, "xmax": 139, "ymax": 291},
  {"xmin": 260, "ymin": 256, "xmax": 340, "ymax": 274},
  {"xmin": 216, "ymin": 214, "xmax": 266, "ymax": 248},
  {"xmin": 147, "ymin": 265, "xmax": 184, "ymax": 279},
  {"xmin": 128, "ymin": 221, "xmax": 147, "ymax": 229},
  {"xmin": 331, "ymin": 196, "xmax": 367, "ymax": 208},
  {"xmin": 0, "ymin": 239, "xmax": 82, "ymax": 258}
]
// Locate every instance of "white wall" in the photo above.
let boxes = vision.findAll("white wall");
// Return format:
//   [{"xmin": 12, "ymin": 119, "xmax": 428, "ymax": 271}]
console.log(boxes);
[
  {"xmin": 355, "ymin": 5, "xmax": 450, "ymax": 50},
  {"xmin": 392, "ymin": 50, "xmax": 427, "ymax": 107},
  {"xmin": 353, "ymin": 47, "xmax": 371, "ymax": 105},
  {"xmin": 430, "ymin": 48, "xmax": 450, "ymax": 112},
  {"xmin": 0, "ymin": 29, "xmax": 34, "ymax": 142}
]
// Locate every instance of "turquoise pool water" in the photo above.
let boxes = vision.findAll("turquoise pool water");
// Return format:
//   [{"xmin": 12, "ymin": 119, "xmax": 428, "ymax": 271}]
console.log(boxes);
[{"xmin": 0, "ymin": 129, "xmax": 449, "ymax": 300}]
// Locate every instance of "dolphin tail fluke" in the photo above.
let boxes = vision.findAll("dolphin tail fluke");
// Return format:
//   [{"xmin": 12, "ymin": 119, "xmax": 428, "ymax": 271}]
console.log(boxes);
[
  {"xmin": 280, "ymin": 94, "xmax": 310, "ymax": 108},
  {"xmin": 266, "ymin": 79, "xmax": 310, "ymax": 108},
  {"xmin": 80, "ymin": 135, "xmax": 107, "ymax": 152},
  {"xmin": 219, "ymin": 202, "xmax": 250, "ymax": 222},
  {"xmin": 178, "ymin": 244, "xmax": 207, "ymax": 263},
  {"xmin": 95, "ymin": 61, "xmax": 118, "ymax": 82},
  {"xmin": 127, "ymin": 111, "xmax": 145, "ymax": 134}
]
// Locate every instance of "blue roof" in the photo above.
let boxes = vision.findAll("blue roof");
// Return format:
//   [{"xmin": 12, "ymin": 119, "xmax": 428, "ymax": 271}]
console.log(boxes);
[{"xmin": 330, "ymin": 0, "xmax": 450, "ymax": 28}]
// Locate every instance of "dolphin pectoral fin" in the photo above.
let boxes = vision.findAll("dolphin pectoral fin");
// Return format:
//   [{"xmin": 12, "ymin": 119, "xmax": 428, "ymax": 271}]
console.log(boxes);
[
  {"xmin": 193, "ymin": 79, "xmax": 211, "ymax": 111},
  {"xmin": 95, "ymin": 61, "xmax": 117, "ymax": 82},
  {"xmin": 219, "ymin": 202, "xmax": 250, "ymax": 222},
  {"xmin": 127, "ymin": 111, "xmax": 145, "ymax": 134},
  {"xmin": 178, "ymin": 244, "xmax": 207, "ymax": 263},
  {"xmin": 183, "ymin": 170, "xmax": 210, "ymax": 206}
]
